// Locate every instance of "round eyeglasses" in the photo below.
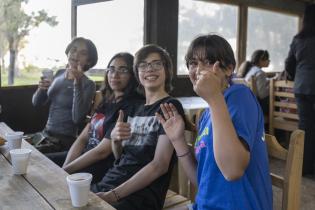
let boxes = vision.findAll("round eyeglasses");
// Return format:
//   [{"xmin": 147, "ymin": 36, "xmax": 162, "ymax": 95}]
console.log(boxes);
[
  {"xmin": 106, "ymin": 66, "xmax": 130, "ymax": 75},
  {"xmin": 137, "ymin": 60, "xmax": 164, "ymax": 72}
]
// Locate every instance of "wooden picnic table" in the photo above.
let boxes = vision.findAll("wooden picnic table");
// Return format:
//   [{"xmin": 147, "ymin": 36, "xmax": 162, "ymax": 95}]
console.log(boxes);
[{"xmin": 0, "ymin": 139, "xmax": 116, "ymax": 210}]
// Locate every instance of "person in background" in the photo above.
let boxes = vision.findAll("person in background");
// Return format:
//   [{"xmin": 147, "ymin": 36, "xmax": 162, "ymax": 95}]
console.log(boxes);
[
  {"xmin": 285, "ymin": 4, "xmax": 315, "ymax": 177},
  {"xmin": 93, "ymin": 44, "xmax": 185, "ymax": 210},
  {"xmin": 237, "ymin": 49, "xmax": 270, "ymax": 113},
  {"xmin": 60, "ymin": 52, "xmax": 143, "ymax": 183},
  {"xmin": 157, "ymin": 34, "xmax": 272, "ymax": 210},
  {"xmin": 32, "ymin": 37, "xmax": 97, "ymax": 153}
]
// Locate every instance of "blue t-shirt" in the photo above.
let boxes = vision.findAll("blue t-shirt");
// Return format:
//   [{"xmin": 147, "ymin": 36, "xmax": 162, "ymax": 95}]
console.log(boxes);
[{"xmin": 193, "ymin": 84, "xmax": 272, "ymax": 210}]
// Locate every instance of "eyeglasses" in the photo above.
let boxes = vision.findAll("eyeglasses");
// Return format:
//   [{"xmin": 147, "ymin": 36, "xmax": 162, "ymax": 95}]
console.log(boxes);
[
  {"xmin": 106, "ymin": 66, "xmax": 130, "ymax": 75},
  {"xmin": 137, "ymin": 60, "xmax": 164, "ymax": 72}
]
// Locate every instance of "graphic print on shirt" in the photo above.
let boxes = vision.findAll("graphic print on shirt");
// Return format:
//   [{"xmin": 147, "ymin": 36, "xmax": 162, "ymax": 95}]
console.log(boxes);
[
  {"xmin": 194, "ymin": 126, "xmax": 209, "ymax": 155},
  {"xmin": 123, "ymin": 115, "xmax": 160, "ymax": 146},
  {"xmin": 88, "ymin": 113, "xmax": 105, "ymax": 148}
]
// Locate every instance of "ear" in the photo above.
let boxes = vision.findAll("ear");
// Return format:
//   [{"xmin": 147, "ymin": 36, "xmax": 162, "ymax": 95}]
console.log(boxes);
[{"xmin": 225, "ymin": 64, "xmax": 234, "ymax": 77}]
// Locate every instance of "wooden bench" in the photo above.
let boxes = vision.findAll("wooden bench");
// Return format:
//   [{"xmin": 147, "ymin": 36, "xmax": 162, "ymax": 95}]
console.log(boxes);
[{"xmin": 163, "ymin": 190, "xmax": 191, "ymax": 209}]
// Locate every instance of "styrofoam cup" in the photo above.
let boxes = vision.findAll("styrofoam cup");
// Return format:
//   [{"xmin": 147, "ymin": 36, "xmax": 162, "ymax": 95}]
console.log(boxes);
[
  {"xmin": 66, "ymin": 173, "xmax": 92, "ymax": 207},
  {"xmin": 10, "ymin": 148, "xmax": 32, "ymax": 175},
  {"xmin": 5, "ymin": 131, "xmax": 24, "ymax": 150}
]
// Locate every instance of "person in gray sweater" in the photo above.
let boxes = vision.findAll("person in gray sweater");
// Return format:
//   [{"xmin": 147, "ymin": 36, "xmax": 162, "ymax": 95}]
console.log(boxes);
[{"xmin": 32, "ymin": 37, "xmax": 98, "ymax": 153}]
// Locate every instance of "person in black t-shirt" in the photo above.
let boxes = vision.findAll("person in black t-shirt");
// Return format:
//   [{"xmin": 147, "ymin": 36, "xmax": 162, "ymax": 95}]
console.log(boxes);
[
  {"xmin": 93, "ymin": 45, "xmax": 185, "ymax": 210},
  {"xmin": 58, "ymin": 52, "xmax": 143, "ymax": 183}
]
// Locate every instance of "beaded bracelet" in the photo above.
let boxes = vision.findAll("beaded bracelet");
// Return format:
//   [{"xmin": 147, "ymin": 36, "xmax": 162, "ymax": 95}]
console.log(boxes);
[
  {"xmin": 177, "ymin": 150, "xmax": 190, "ymax": 158},
  {"xmin": 111, "ymin": 189, "xmax": 120, "ymax": 202}
]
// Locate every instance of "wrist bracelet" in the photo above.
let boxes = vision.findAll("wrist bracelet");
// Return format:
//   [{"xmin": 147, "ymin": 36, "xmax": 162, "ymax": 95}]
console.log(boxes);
[
  {"xmin": 177, "ymin": 150, "xmax": 190, "ymax": 158},
  {"xmin": 111, "ymin": 189, "xmax": 120, "ymax": 202}
]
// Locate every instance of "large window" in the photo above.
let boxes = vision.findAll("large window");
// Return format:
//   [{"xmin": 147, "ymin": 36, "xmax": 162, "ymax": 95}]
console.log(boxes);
[
  {"xmin": 247, "ymin": 8, "xmax": 299, "ymax": 72},
  {"xmin": 77, "ymin": 0, "xmax": 144, "ymax": 81},
  {"xmin": 0, "ymin": 0, "xmax": 71, "ymax": 87},
  {"xmin": 177, "ymin": 0, "xmax": 238, "ymax": 75}
]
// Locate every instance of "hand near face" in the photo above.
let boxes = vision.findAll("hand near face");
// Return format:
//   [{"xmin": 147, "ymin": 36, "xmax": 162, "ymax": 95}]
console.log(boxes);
[
  {"xmin": 156, "ymin": 103, "xmax": 185, "ymax": 143},
  {"xmin": 38, "ymin": 77, "xmax": 51, "ymax": 90},
  {"xmin": 111, "ymin": 110, "xmax": 131, "ymax": 142},
  {"xmin": 67, "ymin": 62, "xmax": 84, "ymax": 82},
  {"xmin": 194, "ymin": 61, "xmax": 226, "ymax": 102}
]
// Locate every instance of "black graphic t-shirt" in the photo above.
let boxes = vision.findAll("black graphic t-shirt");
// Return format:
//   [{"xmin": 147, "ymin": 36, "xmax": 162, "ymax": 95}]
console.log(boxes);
[
  {"xmin": 93, "ymin": 96, "xmax": 185, "ymax": 210},
  {"xmin": 86, "ymin": 96, "xmax": 144, "ymax": 151}
]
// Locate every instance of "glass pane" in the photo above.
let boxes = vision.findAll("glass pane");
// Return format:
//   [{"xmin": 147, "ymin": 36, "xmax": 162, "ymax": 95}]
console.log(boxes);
[
  {"xmin": 77, "ymin": 0, "xmax": 144, "ymax": 81},
  {"xmin": 178, "ymin": 0, "xmax": 238, "ymax": 75},
  {"xmin": 247, "ymin": 8, "xmax": 299, "ymax": 72},
  {"xmin": 1, "ymin": 0, "xmax": 71, "ymax": 87}
]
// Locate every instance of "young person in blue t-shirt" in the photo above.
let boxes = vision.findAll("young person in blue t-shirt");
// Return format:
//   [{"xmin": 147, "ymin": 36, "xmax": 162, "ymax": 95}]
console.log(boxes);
[{"xmin": 157, "ymin": 34, "xmax": 273, "ymax": 210}]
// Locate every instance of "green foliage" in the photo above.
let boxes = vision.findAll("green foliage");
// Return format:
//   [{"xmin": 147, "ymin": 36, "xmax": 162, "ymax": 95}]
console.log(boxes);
[{"xmin": 0, "ymin": 0, "xmax": 58, "ymax": 85}]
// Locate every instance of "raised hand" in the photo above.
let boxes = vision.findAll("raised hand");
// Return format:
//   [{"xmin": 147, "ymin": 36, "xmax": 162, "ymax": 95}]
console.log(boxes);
[
  {"xmin": 194, "ymin": 61, "xmax": 225, "ymax": 102},
  {"xmin": 110, "ymin": 110, "xmax": 131, "ymax": 142},
  {"xmin": 38, "ymin": 76, "xmax": 51, "ymax": 90},
  {"xmin": 67, "ymin": 62, "xmax": 84, "ymax": 82},
  {"xmin": 156, "ymin": 103, "xmax": 185, "ymax": 143}
]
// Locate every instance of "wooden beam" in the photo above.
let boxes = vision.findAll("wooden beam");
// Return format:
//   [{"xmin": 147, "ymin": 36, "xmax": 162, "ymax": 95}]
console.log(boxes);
[{"xmin": 237, "ymin": 4, "xmax": 248, "ymax": 68}]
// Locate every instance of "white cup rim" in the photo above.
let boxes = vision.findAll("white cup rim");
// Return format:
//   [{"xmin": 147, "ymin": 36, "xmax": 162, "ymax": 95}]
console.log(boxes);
[
  {"xmin": 10, "ymin": 148, "xmax": 32, "ymax": 155},
  {"xmin": 67, "ymin": 173, "xmax": 92, "ymax": 183},
  {"xmin": 5, "ymin": 131, "xmax": 24, "ymax": 138}
]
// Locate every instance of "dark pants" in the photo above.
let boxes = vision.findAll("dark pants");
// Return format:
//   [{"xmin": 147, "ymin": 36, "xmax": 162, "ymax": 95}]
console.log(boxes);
[
  {"xmin": 295, "ymin": 94, "xmax": 315, "ymax": 175},
  {"xmin": 46, "ymin": 151, "xmax": 115, "ymax": 184}
]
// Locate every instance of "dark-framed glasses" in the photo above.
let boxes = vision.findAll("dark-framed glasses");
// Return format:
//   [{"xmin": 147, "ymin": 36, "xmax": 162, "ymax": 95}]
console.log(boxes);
[
  {"xmin": 138, "ymin": 60, "xmax": 164, "ymax": 72},
  {"xmin": 106, "ymin": 66, "xmax": 130, "ymax": 75}
]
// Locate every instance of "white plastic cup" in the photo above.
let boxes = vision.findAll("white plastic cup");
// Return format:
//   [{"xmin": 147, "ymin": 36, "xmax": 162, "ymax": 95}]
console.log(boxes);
[
  {"xmin": 5, "ymin": 131, "xmax": 24, "ymax": 150},
  {"xmin": 66, "ymin": 173, "xmax": 93, "ymax": 207},
  {"xmin": 10, "ymin": 148, "xmax": 32, "ymax": 175},
  {"xmin": 42, "ymin": 69, "xmax": 54, "ymax": 81}
]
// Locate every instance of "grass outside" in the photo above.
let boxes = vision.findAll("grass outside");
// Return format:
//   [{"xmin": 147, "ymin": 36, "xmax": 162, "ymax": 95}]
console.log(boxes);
[{"xmin": 1, "ymin": 70, "xmax": 104, "ymax": 87}]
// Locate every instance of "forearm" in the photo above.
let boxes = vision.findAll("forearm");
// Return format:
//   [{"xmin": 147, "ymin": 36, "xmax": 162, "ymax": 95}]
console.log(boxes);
[
  {"xmin": 207, "ymin": 94, "xmax": 249, "ymax": 180},
  {"xmin": 114, "ymin": 161, "xmax": 166, "ymax": 199},
  {"xmin": 72, "ymin": 82, "xmax": 95, "ymax": 123},
  {"xmin": 32, "ymin": 89, "xmax": 48, "ymax": 106},
  {"xmin": 172, "ymin": 137, "xmax": 198, "ymax": 186},
  {"xmin": 112, "ymin": 140, "xmax": 123, "ymax": 160},
  {"xmin": 63, "ymin": 125, "xmax": 89, "ymax": 167}
]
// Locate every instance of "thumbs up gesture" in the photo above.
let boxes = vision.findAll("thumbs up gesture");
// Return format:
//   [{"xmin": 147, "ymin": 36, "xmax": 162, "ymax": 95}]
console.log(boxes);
[{"xmin": 110, "ymin": 110, "xmax": 131, "ymax": 142}]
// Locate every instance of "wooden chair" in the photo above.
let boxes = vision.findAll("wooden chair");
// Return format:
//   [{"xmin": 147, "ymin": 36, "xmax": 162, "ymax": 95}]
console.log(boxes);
[
  {"xmin": 269, "ymin": 79, "xmax": 298, "ymax": 135},
  {"xmin": 232, "ymin": 75, "xmax": 257, "ymax": 96},
  {"xmin": 265, "ymin": 129, "xmax": 304, "ymax": 210}
]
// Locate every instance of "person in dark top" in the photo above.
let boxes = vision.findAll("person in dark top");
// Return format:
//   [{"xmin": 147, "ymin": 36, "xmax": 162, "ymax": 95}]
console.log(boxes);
[
  {"xmin": 32, "ymin": 37, "xmax": 98, "ymax": 153},
  {"xmin": 93, "ymin": 44, "xmax": 185, "ymax": 210},
  {"xmin": 285, "ymin": 4, "xmax": 315, "ymax": 176},
  {"xmin": 59, "ymin": 52, "xmax": 143, "ymax": 183}
]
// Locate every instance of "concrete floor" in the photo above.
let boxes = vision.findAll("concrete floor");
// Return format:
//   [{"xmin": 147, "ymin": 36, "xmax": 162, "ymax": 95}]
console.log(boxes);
[{"xmin": 270, "ymin": 158, "xmax": 315, "ymax": 210}]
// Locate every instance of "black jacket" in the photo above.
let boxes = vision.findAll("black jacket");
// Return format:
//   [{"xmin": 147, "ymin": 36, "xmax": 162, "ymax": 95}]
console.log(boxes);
[{"xmin": 285, "ymin": 36, "xmax": 315, "ymax": 95}]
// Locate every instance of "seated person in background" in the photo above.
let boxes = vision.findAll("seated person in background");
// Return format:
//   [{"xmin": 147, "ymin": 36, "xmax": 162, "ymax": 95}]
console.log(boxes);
[
  {"xmin": 59, "ymin": 52, "xmax": 143, "ymax": 183},
  {"xmin": 236, "ymin": 49, "xmax": 270, "ymax": 113},
  {"xmin": 32, "ymin": 37, "xmax": 98, "ymax": 153},
  {"xmin": 157, "ymin": 34, "xmax": 272, "ymax": 210},
  {"xmin": 93, "ymin": 44, "xmax": 185, "ymax": 210}
]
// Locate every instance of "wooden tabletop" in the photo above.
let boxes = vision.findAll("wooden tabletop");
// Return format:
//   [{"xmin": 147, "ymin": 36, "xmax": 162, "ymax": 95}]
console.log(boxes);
[{"xmin": 0, "ymin": 140, "xmax": 116, "ymax": 210}]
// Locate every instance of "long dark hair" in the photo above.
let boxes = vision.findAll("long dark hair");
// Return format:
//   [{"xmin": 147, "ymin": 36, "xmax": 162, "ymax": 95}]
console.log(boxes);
[
  {"xmin": 295, "ymin": 4, "xmax": 315, "ymax": 39},
  {"xmin": 99, "ymin": 52, "xmax": 139, "ymax": 104},
  {"xmin": 236, "ymin": 50, "xmax": 269, "ymax": 77}
]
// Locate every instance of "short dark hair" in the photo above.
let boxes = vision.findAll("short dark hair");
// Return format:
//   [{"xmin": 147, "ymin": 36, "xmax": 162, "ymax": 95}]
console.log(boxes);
[
  {"xmin": 236, "ymin": 49, "xmax": 269, "ymax": 78},
  {"xmin": 100, "ymin": 52, "xmax": 139, "ymax": 102},
  {"xmin": 185, "ymin": 34, "xmax": 236, "ymax": 71},
  {"xmin": 134, "ymin": 44, "xmax": 173, "ymax": 94},
  {"xmin": 65, "ymin": 37, "xmax": 98, "ymax": 71},
  {"xmin": 296, "ymin": 4, "xmax": 315, "ymax": 38}
]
